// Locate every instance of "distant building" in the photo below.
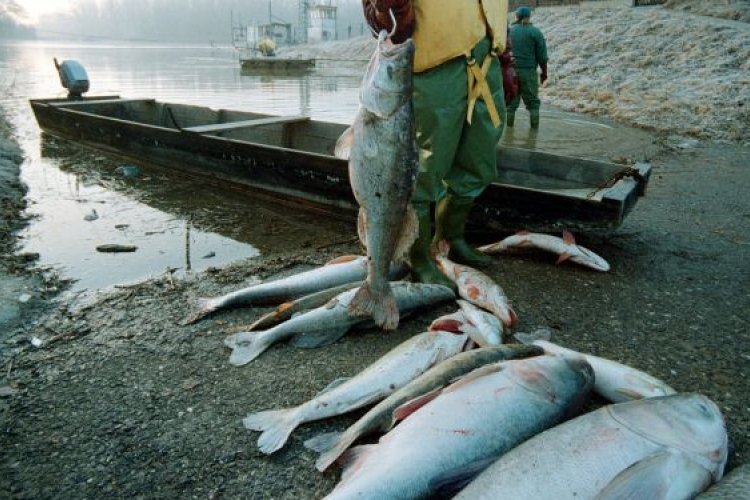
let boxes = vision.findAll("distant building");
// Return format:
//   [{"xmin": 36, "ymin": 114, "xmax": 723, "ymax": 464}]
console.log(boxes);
[
  {"xmin": 308, "ymin": 0, "xmax": 337, "ymax": 44},
  {"xmin": 255, "ymin": 22, "xmax": 293, "ymax": 47}
]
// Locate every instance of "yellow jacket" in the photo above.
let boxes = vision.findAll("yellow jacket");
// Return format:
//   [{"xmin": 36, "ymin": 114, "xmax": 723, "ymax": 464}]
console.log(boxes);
[{"xmin": 412, "ymin": 0, "xmax": 509, "ymax": 73}]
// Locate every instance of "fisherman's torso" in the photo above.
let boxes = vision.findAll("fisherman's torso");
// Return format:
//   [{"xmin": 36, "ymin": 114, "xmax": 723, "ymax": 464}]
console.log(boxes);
[
  {"xmin": 412, "ymin": 0, "xmax": 509, "ymax": 72},
  {"xmin": 509, "ymin": 22, "xmax": 546, "ymax": 69}
]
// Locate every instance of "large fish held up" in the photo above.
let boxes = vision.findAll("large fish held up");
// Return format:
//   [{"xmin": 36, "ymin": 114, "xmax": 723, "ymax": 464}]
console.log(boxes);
[
  {"xmin": 335, "ymin": 28, "xmax": 419, "ymax": 331},
  {"xmin": 454, "ymin": 394, "xmax": 728, "ymax": 500}
]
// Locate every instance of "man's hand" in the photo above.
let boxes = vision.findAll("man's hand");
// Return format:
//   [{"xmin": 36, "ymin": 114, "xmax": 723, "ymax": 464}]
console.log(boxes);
[
  {"xmin": 363, "ymin": 0, "xmax": 414, "ymax": 43},
  {"xmin": 539, "ymin": 63, "xmax": 548, "ymax": 85}
]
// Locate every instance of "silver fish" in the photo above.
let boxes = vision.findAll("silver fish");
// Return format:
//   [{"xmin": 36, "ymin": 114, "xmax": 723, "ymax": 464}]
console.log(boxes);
[
  {"xmin": 184, "ymin": 256, "xmax": 406, "ymax": 324},
  {"xmin": 457, "ymin": 300, "xmax": 503, "ymax": 346},
  {"xmin": 243, "ymin": 330, "xmax": 468, "ymax": 454},
  {"xmin": 697, "ymin": 463, "xmax": 750, "ymax": 499},
  {"xmin": 516, "ymin": 329, "xmax": 677, "ymax": 403},
  {"xmin": 305, "ymin": 344, "xmax": 545, "ymax": 472},
  {"xmin": 455, "ymin": 394, "xmax": 728, "ymax": 500},
  {"xmin": 478, "ymin": 230, "xmax": 610, "ymax": 272},
  {"xmin": 321, "ymin": 355, "xmax": 594, "ymax": 500},
  {"xmin": 241, "ymin": 281, "xmax": 362, "ymax": 332},
  {"xmin": 336, "ymin": 30, "xmax": 419, "ymax": 331},
  {"xmin": 435, "ymin": 241, "xmax": 518, "ymax": 328},
  {"xmin": 224, "ymin": 282, "xmax": 455, "ymax": 366}
]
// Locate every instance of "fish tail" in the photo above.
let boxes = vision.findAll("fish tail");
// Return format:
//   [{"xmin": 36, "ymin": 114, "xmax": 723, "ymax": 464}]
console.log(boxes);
[
  {"xmin": 226, "ymin": 331, "xmax": 274, "ymax": 366},
  {"xmin": 304, "ymin": 431, "xmax": 353, "ymax": 472},
  {"xmin": 349, "ymin": 282, "xmax": 399, "ymax": 330},
  {"xmin": 243, "ymin": 408, "xmax": 301, "ymax": 455},
  {"xmin": 182, "ymin": 297, "xmax": 221, "ymax": 325}
]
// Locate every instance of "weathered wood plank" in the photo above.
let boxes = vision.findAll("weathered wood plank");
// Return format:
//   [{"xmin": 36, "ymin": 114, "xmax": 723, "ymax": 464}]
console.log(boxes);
[
  {"xmin": 184, "ymin": 115, "xmax": 310, "ymax": 134},
  {"xmin": 50, "ymin": 98, "xmax": 155, "ymax": 107}
]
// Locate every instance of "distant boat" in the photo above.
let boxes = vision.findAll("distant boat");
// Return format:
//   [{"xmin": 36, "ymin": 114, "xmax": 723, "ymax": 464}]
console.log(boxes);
[{"xmin": 29, "ymin": 96, "xmax": 651, "ymax": 232}]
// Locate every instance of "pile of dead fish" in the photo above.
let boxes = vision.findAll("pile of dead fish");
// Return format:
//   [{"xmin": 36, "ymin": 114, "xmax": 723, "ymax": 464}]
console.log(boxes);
[
  {"xmin": 181, "ymin": 29, "xmax": 740, "ymax": 500},
  {"xmin": 184, "ymin": 234, "xmax": 738, "ymax": 499}
]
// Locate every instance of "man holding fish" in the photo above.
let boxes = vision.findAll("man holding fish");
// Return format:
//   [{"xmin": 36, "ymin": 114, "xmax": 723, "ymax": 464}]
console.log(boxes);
[{"xmin": 363, "ymin": 0, "xmax": 514, "ymax": 288}]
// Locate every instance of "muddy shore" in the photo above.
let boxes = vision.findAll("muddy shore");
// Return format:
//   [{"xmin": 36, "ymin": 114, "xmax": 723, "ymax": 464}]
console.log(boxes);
[{"xmin": 3, "ymin": 9, "xmax": 750, "ymax": 500}]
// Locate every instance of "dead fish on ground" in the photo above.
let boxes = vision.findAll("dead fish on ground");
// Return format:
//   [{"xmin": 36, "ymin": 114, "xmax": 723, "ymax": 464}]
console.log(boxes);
[
  {"xmin": 455, "ymin": 394, "xmax": 728, "ymax": 500},
  {"xmin": 320, "ymin": 355, "xmax": 593, "ymax": 500},
  {"xmin": 244, "ymin": 330, "xmax": 468, "ymax": 454},
  {"xmin": 305, "ymin": 344, "xmax": 544, "ymax": 472},
  {"xmin": 457, "ymin": 300, "xmax": 503, "ymax": 346},
  {"xmin": 224, "ymin": 282, "xmax": 455, "ymax": 366},
  {"xmin": 478, "ymin": 230, "xmax": 610, "ymax": 272},
  {"xmin": 238, "ymin": 282, "xmax": 363, "ymax": 332},
  {"xmin": 183, "ymin": 255, "xmax": 407, "ymax": 324},
  {"xmin": 696, "ymin": 463, "xmax": 750, "ymax": 499},
  {"xmin": 435, "ymin": 241, "xmax": 518, "ymax": 328},
  {"xmin": 336, "ymin": 29, "xmax": 419, "ymax": 331},
  {"xmin": 516, "ymin": 328, "xmax": 676, "ymax": 403}
]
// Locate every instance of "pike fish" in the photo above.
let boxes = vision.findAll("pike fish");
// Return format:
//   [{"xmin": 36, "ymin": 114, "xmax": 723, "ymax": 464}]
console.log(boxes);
[
  {"xmin": 335, "ymin": 30, "xmax": 419, "ymax": 331},
  {"xmin": 320, "ymin": 355, "xmax": 593, "ymax": 500},
  {"xmin": 455, "ymin": 394, "xmax": 728, "ymax": 500},
  {"xmin": 243, "ymin": 330, "xmax": 469, "ymax": 454},
  {"xmin": 478, "ymin": 230, "xmax": 610, "ymax": 272},
  {"xmin": 224, "ymin": 282, "xmax": 454, "ymax": 366},
  {"xmin": 184, "ymin": 256, "xmax": 407, "ymax": 324},
  {"xmin": 435, "ymin": 241, "xmax": 518, "ymax": 328},
  {"xmin": 241, "ymin": 282, "xmax": 362, "ymax": 332},
  {"xmin": 696, "ymin": 463, "xmax": 750, "ymax": 499},
  {"xmin": 516, "ymin": 329, "xmax": 677, "ymax": 403},
  {"xmin": 304, "ymin": 344, "xmax": 545, "ymax": 472}
]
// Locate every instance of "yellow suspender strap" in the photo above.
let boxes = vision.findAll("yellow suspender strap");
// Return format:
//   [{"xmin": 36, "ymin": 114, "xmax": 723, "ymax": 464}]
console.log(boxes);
[{"xmin": 465, "ymin": 52, "xmax": 501, "ymax": 128}]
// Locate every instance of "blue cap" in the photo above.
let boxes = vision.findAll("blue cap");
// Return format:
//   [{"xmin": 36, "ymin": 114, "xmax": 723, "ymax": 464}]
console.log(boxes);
[{"xmin": 516, "ymin": 6, "xmax": 531, "ymax": 18}]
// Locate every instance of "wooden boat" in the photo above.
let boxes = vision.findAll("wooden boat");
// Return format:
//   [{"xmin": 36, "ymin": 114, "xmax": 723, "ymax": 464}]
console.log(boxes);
[{"xmin": 29, "ymin": 96, "xmax": 651, "ymax": 232}]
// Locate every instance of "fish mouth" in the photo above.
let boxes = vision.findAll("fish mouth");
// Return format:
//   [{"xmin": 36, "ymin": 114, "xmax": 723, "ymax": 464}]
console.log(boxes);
[{"xmin": 379, "ymin": 36, "xmax": 415, "ymax": 59}]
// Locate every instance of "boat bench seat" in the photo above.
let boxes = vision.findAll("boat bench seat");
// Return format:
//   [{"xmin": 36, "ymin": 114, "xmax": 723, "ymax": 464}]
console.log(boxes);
[{"xmin": 184, "ymin": 115, "xmax": 310, "ymax": 134}]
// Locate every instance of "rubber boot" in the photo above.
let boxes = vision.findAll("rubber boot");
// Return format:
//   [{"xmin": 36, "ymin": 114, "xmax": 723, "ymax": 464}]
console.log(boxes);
[
  {"xmin": 506, "ymin": 112, "xmax": 515, "ymax": 128},
  {"xmin": 409, "ymin": 204, "xmax": 456, "ymax": 289},
  {"xmin": 530, "ymin": 109, "xmax": 540, "ymax": 129},
  {"xmin": 434, "ymin": 194, "xmax": 491, "ymax": 267}
]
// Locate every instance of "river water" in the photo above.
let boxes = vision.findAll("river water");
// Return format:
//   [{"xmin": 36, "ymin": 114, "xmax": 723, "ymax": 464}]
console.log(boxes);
[{"xmin": 0, "ymin": 40, "xmax": 654, "ymax": 294}]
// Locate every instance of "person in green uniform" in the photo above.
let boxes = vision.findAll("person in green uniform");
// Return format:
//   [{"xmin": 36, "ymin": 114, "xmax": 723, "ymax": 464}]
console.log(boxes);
[
  {"xmin": 507, "ymin": 5, "xmax": 548, "ymax": 129},
  {"xmin": 363, "ymin": 0, "xmax": 517, "ymax": 287}
]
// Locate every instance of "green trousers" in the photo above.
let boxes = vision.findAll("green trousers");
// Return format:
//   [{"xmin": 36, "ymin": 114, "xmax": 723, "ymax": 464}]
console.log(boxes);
[
  {"xmin": 506, "ymin": 67, "xmax": 541, "ymax": 115},
  {"xmin": 412, "ymin": 38, "xmax": 506, "ymax": 204}
]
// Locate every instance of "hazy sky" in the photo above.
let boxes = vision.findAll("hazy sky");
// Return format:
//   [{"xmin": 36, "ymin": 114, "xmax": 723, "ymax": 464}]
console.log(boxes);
[{"xmin": 8, "ymin": 0, "xmax": 367, "ymax": 42}]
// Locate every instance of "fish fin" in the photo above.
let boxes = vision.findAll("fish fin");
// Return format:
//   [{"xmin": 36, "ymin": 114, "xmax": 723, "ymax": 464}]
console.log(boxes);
[
  {"xmin": 562, "ymin": 230, "xmax": 576, "ymax": 245},
  {"xmin": 556, "ymin": 252, "xmax": 571, "ymax": 265},
  {"xmin": 393, "ymin": 205, "xmax": 419, "ymax": 263},
  {"xmin": 349, "ymin": 282, "xmax": 400, "ymax": 331},
  {"xmin": 612, "ymin": 388, "xmax": 646, "ymax": 402},
  {"xmin": 182, "ymin": 297, "xmax": 220, "ymax": 325},
  {"xmin": 247, "ymin": 303, "xmax": 293, "ymax": 331},
  {"xmin": 243, "ymin": 408, "xmax": 301, "ymax": 455},
  {"xmin": 392, "ymin": 387, "xmax": 444, "ymax": 423},
  {"xmin": 356, "ymin": 208, "xmax": 368, "ymax": 248},
  {"xmin": 226, "ymin": 331, "xmax": 275, "ymax": 366},
  {"xmin": 429, "ymin": 457, "xmax": 498, "ymax": 499},
  {"xmin": 304, "ymin": 432, "xmax": 355, "ymax": 472},
  {"xmin": 316, "ymin": 377, "xmax": 351, "ymax": 396},
  {"xmin": 517, "ymin": 230, "xmax": 531, "ymax": 235},
  {"xmin": 595, "ymin": 451, "xmax": 712, "ymax": 500},
  {"xmin": 435, "ymin": 239, "xmax": 451, "ymax": 259},
  {"xmin": 513, "ymin": 327, "xmax": 552, "ymax": 345},
  {"xmin": 444, "ymin": 363, "xmax": 505, "ymax": 393},
  {"xmin": 290, "ymin": 326, "xmax": 349, "ymax": 348},
  {"xmin": 339, "ymin": 444, "xmax": 378, "ymax": 483},
  {"xmin": 325, "ymin": 255, "xmax": 362, "ymax": 265},
  {"xmin": 334, "ymin": 126, "xmax": 354, "ymax": 160}
]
